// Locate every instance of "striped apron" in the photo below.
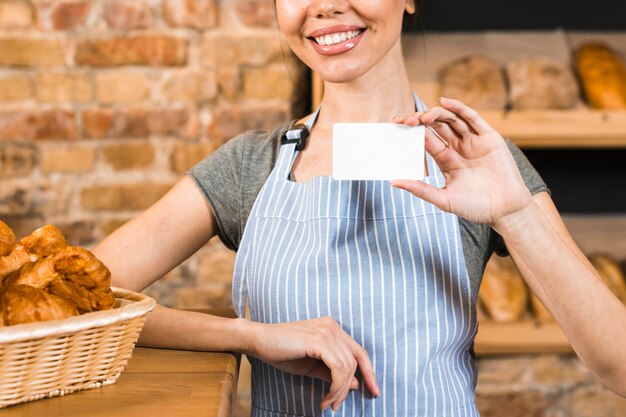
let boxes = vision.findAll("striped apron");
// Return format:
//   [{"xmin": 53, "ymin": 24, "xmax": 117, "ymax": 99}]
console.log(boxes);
[{"xmin": 232, "ymin": 95, "xmax": 480, "ymax": 417}]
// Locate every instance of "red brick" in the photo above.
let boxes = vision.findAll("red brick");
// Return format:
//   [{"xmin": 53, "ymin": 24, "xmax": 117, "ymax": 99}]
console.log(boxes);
[
  {"xmin": 96, "ymin": 70, "xmax": 150, "ymax": 103},
  {"xmin": 202, "ymin": 33, "xmax": 283, "ymax": 66},
  {"xmin": 235, "ymin": 0, "xmax": 276, "ymax": 28},
  {"xmin": 0, "ymin": 75, "xmax": 33, "ymax": 102},
  {"xmin": 41, "ymin": 146, "xmax": 95, "ymax": 172},
  {"xmin": 76, "ymin": 35, "xmax": 187, "ymax": 67},
  {"xmin": 208, "ymin": 103, "xmax": 289, "ymax": 142},
  {"xmin": 0, "ymin": 0, "xmax": 34, "ymax": 29},
  {"xmin": 103, "ymin": 0, "xmax": 151, "ymax": 30},
  {"xmin": 81, "ymin": 182, "xmax": 173, "ymax": 211},
  {"xmin": 0, "ymin": 180, "xmax": 71, "ymax": 217},
  {"xmin": 243, "ymin": 64, "xmax": 294, "ymax": 100},
  {"xmin": 0, "ymin": 185, "xmax": 31, "ymax": 216},
  {"xmin": 36, "ymin": 71, "xmax": 93, "ymax": 103},
  {"xmin": 0, "ymin": 217, "xmax": 43, "ymax": 241},
  {"xmin": 170, "ymin": 140, "xmax": 215, "ymax": 173},
  {"xmin": 0, "ymin": 143, "xmax": 37, "ymax": 177},
  {"xmin": 103, "ymin": 142, "xmax": 155, "ymax": 170},
  {"xmin": 99, "ymin": 218, "xmax": 130, "ymax": 237},
  {"xmin": 0, "ymin": 37, "xmax": 66, "ymax": 66},
  {"xmin": 56, "ymin": 221, "xmax": 95, "ymax": 246},
  {"xmin": 0, "ymin": 110, "xmax": 77, "ymax": 140},
  {"xmin": 81, "ymin": 107, "xmax": 199, "ymax": 139},
  {"xmin": 216, "ymin": 66, "xmax": 241, "ymax": 100},
  {"xmin": 196, "ymin": 243, "xmax": 236, "ymax": 285},
  {"xmin": 163, "ymin": 0, "xmax": 217, "ymax": 30},
  {"xmin": 175, "ymin": 285, "xmax": 230, "ymax": 309},
  {"xmin": 49, "ymin": 1, "xmax": 91, "ymax": 31},
  {"xmin": 161, "ymin": 70, "xmax": 217, "ymax": 102}
]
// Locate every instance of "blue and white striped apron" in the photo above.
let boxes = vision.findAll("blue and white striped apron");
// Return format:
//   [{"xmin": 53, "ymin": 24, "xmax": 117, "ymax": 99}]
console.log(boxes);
[{"xmin": 232, "ymin": 94, "xmax": 480, "ymax": 417}]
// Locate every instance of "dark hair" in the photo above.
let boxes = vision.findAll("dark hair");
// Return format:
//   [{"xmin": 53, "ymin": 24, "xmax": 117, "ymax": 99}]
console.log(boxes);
[{"xmin": 404, "ymin": 0, "xmax": 425, "ymax": 32}]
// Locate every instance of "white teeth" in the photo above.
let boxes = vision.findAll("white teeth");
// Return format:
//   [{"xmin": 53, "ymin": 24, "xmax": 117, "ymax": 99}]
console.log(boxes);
[{"xmin": 314, "ymin": 30, "xmax": 362, "ymax": 46}]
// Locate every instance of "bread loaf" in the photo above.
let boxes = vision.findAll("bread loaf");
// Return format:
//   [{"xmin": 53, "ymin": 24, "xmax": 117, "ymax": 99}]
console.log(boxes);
[
  {"xmin": 439, "ymin": 55, "xmax": 507, "ymax": 110},
  {"xmin": 506, "ymin": 56, "xmax": 579, "ymax": 110},
  {"xmin": 530, "ymin": 293, "xmax": 554, "ymax": 322},
  {"xmin": 575, "ymin": 42, "xmax": 626, "ymax": 109},
  {"xmin": 589, "ymin": 253, "xmax": 626, "ymax": 304},
  {"xmin": 479, "ymin": 255, "xmax": 529, "ymax": 322}
]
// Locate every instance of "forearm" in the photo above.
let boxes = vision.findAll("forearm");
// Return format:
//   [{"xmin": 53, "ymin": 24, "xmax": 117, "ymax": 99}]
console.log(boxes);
[
  {"xmin": 137, "ymin": 303, "xmax": 255, "ymax": 355},
  {"xmin": 494, "ymin": 201, "xmax": 626, "ymax": 396}
]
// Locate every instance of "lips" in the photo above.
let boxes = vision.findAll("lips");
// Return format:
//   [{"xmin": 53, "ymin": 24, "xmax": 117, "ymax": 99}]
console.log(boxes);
[{"xmin": 307, "ymin": 25, "xmax": 367, "ymax": 56}]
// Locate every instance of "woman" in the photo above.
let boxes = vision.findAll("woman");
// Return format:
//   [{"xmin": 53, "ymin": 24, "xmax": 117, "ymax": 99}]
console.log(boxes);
[{"xmin": 93, "ymin": 1, "xmax": 626, "ymax": 416}]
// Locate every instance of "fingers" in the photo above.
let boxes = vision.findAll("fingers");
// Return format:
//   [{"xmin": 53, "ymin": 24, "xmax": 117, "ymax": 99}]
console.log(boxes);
[
  {"xmin": 420, "ymin": 106, "xmax": 474, "ymax": 138},
  {"xmin": 394, "ymin": 113, "xmax": 454, "ymax": 160},
  {"xmin": 313, "ymin": 317, "xmax": 378, "ymax": 412},
  {"xmin": 439, "ymin": 97, "xmax": 495, "ymax": 134},
  {"xmin": 324, "ymin": 333, "xmax": 358, "ymax": 412},
  {"xmin": 424, "ymin": 127, "xmax": 448, "ymax": 158},
  {"xmin": 394, "ymin": 98, "xmax": 493, "ymax": 143}
]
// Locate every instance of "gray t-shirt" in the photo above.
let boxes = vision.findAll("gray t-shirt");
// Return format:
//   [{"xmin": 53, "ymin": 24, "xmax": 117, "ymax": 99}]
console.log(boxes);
[{"xmin": 189, "ymin": 120, "xmax": 549, "ymax": 298}]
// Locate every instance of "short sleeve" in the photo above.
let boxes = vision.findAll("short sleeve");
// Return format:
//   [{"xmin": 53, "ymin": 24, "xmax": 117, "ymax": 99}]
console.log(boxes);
[
  {"xmin": 187, "ymin": 134, "xmax": 246, "ymax": 250},
  {"xmin": 491, "ymin": 140, "xmax": 551, "ymax": 256}
]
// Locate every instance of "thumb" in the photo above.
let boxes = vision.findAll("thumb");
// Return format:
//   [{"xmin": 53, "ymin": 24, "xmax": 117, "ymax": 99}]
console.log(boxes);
[{"xmin": 390, "ymin": 180, "xmax": 450, "ymax": 213}]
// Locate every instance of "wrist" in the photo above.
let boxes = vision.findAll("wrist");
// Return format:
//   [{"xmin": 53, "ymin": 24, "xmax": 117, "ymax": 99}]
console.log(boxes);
[
  {"xmin": 232, "ymin": 317, "xmax": 261, "ymax": 356},
  {"xmin": 491, "ymin": 199, "xmax": 538, "ymax": 238}
]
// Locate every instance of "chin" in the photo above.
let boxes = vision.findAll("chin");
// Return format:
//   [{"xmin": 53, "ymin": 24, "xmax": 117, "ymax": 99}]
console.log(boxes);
[{"xmin": 314, "ymin": 62, "xmax": 370, "ymax": 84}]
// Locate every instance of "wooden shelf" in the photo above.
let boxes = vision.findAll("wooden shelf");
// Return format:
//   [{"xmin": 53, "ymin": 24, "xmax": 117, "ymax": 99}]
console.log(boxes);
[
  {"xmin": 478, "ymin": 109, "xmax": 626, "ymax": 148},
  {"xmin": 474, "ymin": 320, "xmax": 572, "ymax": 355}
]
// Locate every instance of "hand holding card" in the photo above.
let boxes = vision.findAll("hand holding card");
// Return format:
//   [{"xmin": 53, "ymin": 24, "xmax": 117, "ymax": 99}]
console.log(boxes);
[{"xmin": 332, "ymin": 123, "xmax": 425, "ymax": 181}]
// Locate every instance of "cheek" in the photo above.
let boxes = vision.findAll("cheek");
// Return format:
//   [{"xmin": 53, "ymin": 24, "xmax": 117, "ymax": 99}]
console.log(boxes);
[{"xmin": 275, "ymin": 0, "xmax": 304, "ymax": 38}]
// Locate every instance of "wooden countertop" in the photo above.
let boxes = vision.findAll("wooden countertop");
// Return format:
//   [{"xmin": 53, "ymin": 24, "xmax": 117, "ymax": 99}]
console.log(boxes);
[{"xmin": 2, "ymin": 347, "xmax": 240, "ymax": 417}]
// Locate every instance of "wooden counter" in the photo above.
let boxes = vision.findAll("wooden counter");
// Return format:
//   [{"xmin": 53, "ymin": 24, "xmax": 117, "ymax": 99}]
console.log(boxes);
[{"xmin": 2, "ymin": 347, "xmax": 240, "ymax": 417}]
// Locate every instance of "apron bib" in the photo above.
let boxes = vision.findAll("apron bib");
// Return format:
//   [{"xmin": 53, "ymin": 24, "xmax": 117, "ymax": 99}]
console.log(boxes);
[{"xmin": 232, "ymin": 94, "xmax": 480, "ymax": 417}]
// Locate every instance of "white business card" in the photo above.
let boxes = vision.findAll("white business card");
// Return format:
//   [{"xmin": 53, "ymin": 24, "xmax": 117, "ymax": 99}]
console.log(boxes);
[{"xmin": 332, "ymin": 123, "xmax": 425, "ymax": 181}]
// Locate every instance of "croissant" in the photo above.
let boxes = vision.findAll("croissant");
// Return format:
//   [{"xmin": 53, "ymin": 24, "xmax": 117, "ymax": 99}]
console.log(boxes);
[
  {"xmin": 0, "ymin": 220, "xmax": 15, "ymax": 257},
  {"xmin": 0, "ymin": 285, "xmax": 78, "ymax": 326},
  {"xmin": 19, "ymin": 225, "xmax": 68, "ymax": 259},
  {"xmin": 6, "ymin": 247, "xmax": 115, "ymax": 313},
  {"xmin": 0, "ymin": 225, "xmax": 68, "ymax": 281}
]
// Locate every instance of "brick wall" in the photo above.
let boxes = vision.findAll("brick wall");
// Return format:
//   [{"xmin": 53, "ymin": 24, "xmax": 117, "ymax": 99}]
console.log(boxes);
[
  {"xmin": 0, "ymin": 0, "xmax": 306, "ymax": 309},
  {"xmin": 1, "ymin": 2, "xmax": 624, "ymax": 416}
]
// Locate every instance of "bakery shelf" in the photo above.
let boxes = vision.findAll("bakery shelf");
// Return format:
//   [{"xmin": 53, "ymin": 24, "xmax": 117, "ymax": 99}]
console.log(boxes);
[
  {"xmin": 314, "ymin": 31, "xmax": 626, "ymax": 148},
  {"xmin": 478, "ymin": 109, "xmax": 626, "ymax": 148},
  {"xmin": 474, "ymin": 320, "xmax": 572, "ymax": 355}
]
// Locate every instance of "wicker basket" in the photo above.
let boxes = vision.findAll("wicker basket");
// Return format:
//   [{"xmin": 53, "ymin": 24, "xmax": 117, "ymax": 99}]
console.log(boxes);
[{"xmin": 0, "ymin": 287, "xmax": 156, "ymax": 409}]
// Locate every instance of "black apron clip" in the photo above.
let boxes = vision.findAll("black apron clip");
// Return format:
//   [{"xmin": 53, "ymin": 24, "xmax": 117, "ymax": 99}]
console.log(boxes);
[{"xmin": 281, "ymin": 124, "xmax": 310, "ymax": 151}]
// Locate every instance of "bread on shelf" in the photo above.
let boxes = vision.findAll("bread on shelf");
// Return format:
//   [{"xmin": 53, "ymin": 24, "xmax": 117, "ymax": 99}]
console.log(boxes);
[
  {"xmin": 438, "ymin": 55, "xmax": 507, "ymax": 110},
  {"xmin": 575, "ymin": 42, "xmax": 626, "ymax": 109},
  {"xmin": 478, "ymin": 255, "xmax": 529, "ymax": 322},
  {"xmin": 506, "ymin": 56, "xmax": 580, "ymax": 110},
  {"xmin": 589, "ymin": 253, "xmax": 626, "ymax": 304},
  {"xmin": 529, "ymin": 292, "xmax": 554, "ymax": 322}
]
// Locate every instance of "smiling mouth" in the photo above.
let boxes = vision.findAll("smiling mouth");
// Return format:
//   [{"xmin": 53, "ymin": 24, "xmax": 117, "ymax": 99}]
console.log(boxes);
[{"xmin": 309, "ymin": 29, "xmax": 366, "ymax": 46}]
